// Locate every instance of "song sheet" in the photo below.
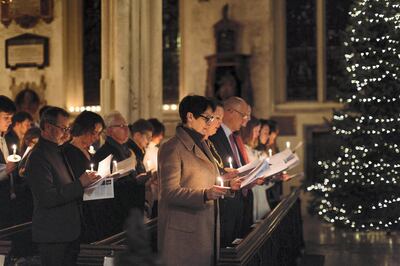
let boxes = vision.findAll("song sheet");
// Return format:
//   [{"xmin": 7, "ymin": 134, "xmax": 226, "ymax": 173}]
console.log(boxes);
[{"xmin": 83, "ymin": 178, "xmax": 114, "ymax": 201}]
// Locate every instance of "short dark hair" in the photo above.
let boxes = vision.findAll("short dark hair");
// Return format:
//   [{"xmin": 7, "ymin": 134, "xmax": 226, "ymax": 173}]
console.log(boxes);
[
  {"xmin": 39, "ymin": 107, "xmax": 70, "ymax": 130},
  {"xmin": 0, "ymin": 95, "xmax": 16, "ymax": 114},
  {"xmin": 21, "ymin": 127, "xmax": 41, "ymax": 152},
  {"xmin": 265, "ymin": 119, "xmax": 278, "ymax": 133},
  {"xmin": 11, "ymin": 111, "xmax": 33, "ymax": 127},
  {"xmin": 208, "ymin": 98, "xmax": 224, "ymax": 109},
  {"xmin": 14, "ymin": 89, "xmax": 40, "ymax": 108},
  {"xmin": 179, "ymin": 95, "xmax": 215, "ymax": 124},
  {"xmin": 129, "ymin": 119, "xmax": 153, "ymax": 135},
  {"xmin": 147, "ymin": 118, "xmax": 165, "ymax": 137},
  {"xmin": 70, "ymin": 111, "xmax": 105, "ymax": 137},
  {"xmin": 39, "ymin": 105, "xmax": 53, "ymax": 119}
]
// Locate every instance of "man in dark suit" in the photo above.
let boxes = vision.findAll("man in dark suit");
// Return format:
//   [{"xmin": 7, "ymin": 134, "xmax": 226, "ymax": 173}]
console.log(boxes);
[
  {"xmin": 93, "ymin": 111, "xmax": 145, "ymax": 237},
  {"xmin": 209, "ymin": 96, "xmax": 251, "ymax": 247},
  {"xmin": 25, "ymin": 107, "xmax": 99, "ymax": 266}
]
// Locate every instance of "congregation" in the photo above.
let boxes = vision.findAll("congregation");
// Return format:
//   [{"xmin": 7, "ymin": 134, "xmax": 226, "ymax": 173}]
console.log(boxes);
[{"xmin": 0, "ymin": 89, "xmax": 289, "ymax": 266}]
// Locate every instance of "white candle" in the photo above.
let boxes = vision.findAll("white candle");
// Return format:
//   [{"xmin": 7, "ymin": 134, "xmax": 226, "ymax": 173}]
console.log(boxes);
[
  {"xmin": 113, "ymin": 160, "xmax": 118, "ymax": 172},
  {"xmin": 218, "ymin": 176, "xmax": 224, "ymax": 187},
  {"xmin": 89, "ymin": 145, "xmax": 95, "ymax": 154},
  {"xmin": 12, "ymin": 144, "xmax": 17, "ymax": 156},
  {"xmin": 268, "ymin": 149, "xmax": 272, "ymax": 157},
  {"xmin": 286, "ymin": 141, "xmax": 291, "ymax": 149},
  {"xmin": 90, "ymin": 163, "xmax": 94, "ymax": 172},
  {"xmin": 217, "ymin": 176, "xmax": 224, "ymax": 199},
  {"xmin": 228, "ymin": 157, "xmax": 233, "ymax": 169},
  {"xmin": 146, "ymin": 160, "xmax": 152, "ymax": 171}
]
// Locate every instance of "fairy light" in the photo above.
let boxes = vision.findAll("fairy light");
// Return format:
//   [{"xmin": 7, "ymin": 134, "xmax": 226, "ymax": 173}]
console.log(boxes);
[{"xmin": 308, "ymin": 0, "xmax": 400, "ymax": 231}]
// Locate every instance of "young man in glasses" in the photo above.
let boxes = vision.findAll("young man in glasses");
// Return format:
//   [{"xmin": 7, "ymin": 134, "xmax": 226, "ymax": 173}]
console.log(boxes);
[{"xmin": 25, "ymin": 107, "xmax": 100, "ymax": 266}]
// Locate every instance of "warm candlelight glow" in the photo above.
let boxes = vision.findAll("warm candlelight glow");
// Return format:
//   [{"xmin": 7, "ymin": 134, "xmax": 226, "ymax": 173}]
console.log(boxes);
[
  {"xmin": 113, "ymin": 160, "xmax": 118, "ymax": 172},
  {"xmin": 146, "ymin": 160, "xmax": 152, "ymax": 171},
  {"xmin": 268, "ymin": 149, "xmax": 272, "ymax": 157},
  {"xmin": 217, "ymin": 176, "xmax": 224, "ymax": 199},
  {"xmin": 88, "ymin": 145, "xmax": 95, "ymax": 155},
  {"xmin": 12, "ymin": 144, "xmax": 16, "ymax": 156},
  {"xmin": 218, "ymin": 176, "xmax": 224, "ymax": 187},
  {"xmin": 286, "ymin": 141, "xmax": 291, "ymax": 149},
  {"xmin": 228, "ymin": 157, "xmax": 233, "ymax": 168},
  {"xmin": 90, "ymin": 163, "xmax": 94, "ymax": 172}
]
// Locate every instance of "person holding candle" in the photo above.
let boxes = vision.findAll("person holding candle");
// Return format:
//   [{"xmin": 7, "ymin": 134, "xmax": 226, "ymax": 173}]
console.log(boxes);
[
  {"xmin": 209, "ymin": 96, "xmax": 252, "ymax": 247},
  {"xmin": 126, "ymin": 119, "xmax": 154, "ymax": 218},
  {"xmin": 25, "ymin": 107, "xmax": 100, "ymax": 265},
  {"xmin": 62, "ymin": 110, "xmax": 106, "ymax": 243},
  {"xmin": 0, "ymin": 95, "xmax": 16, "ymax": 229},
  {"xmin": 5, "ymin": 111, "xmax": 33, "ymax": 156},
  {"xmin": 93, "ymin": 111, "xmax": 144, "ymax": 236},
  {"xmin": 158, "ymin": 95, "xmax": 238, "ymax": 266}
]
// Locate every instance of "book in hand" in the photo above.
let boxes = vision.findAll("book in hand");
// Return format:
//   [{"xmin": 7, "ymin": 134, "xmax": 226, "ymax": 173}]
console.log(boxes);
[
  {"xmin": 110, "ymin": 155, "xmax": 137, "ymax": 179},
  {"xmin": 238, "ymin": 149, "xmax": 300, "ymax": 188},
  {"xmin": 86, "ymin": 154, "xmax": 137, "ymax": 189}
]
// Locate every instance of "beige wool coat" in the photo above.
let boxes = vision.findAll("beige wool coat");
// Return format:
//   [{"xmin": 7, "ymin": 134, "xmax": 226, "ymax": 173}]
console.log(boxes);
[{"xmin": 158, "ymin": 127, "xmax": 220, "ymax": 266}]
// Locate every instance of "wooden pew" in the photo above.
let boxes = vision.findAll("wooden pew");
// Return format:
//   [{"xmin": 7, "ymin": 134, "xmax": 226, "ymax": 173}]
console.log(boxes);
[{"xmin": 218, "ymin": 181, "xmax": 304, "ymax": 265}]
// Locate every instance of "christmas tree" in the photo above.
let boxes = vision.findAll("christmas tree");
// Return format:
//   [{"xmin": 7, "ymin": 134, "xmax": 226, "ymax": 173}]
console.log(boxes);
[{"xmin": 308, "ymin": 0, "xmax": 400, "ymax": 231}]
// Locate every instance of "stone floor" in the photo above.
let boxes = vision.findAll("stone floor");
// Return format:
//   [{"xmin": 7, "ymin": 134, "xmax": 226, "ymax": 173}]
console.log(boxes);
[{"xmin": 303, "ymin": 213, "xmax": 400, "ymax": 266}]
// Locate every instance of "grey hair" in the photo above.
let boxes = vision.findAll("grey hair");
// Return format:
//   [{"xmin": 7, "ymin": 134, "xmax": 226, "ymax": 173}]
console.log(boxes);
[{"xmin": 104, "ymin": 110, "xmax": 124, "ymax": 128}]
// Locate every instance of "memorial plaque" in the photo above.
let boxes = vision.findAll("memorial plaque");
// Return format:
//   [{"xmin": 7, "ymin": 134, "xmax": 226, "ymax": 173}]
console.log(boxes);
[
  {"xmin": 5, "ymin": 33, "xmax": 49, "ymax": 70},
  {"xmin": 1, "ymin": 0, "xmax": 53, "ymax": 28}
]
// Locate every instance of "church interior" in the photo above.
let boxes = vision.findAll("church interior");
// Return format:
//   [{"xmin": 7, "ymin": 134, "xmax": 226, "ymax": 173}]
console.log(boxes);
[{"xmin": 0, "ymin": 0, "xmax": 399, "ymax": 265}]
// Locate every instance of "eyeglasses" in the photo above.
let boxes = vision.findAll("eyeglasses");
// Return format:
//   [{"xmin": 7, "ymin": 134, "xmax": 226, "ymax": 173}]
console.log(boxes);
[
  {"xmin": 231, "ymin": 109, "xmax": 249, "ymax": 120},
  {"xmin": 199, "ymin": 114, "xmax": 215, "ymax": 124},
  {"xmin": 50, "ymin": 123, "xmax": 71, "ymax": 133},
  {"xmin": 109, "ymin": 124, "xmax": 128, "ymax": 129}
]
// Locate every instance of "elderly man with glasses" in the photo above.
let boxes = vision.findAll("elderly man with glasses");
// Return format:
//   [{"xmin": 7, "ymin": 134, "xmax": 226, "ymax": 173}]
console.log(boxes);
[
  {"xmin": 25, "ymin": 107, "xmax": 100, "ymax": 266},
  {"xmin": 93, "ymin": 111, "xmax": 147, "ymax": 235}
]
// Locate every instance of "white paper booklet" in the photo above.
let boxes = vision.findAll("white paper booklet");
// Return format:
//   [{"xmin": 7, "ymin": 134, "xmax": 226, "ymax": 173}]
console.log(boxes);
[
  {"xmin": 240, "ymin": 159, "xmax": 270, "ymax": 188},
  {"xmin": 83, "ymin": 178, "xmax": 114, "ymax": 201},
  {"xmin": 111, "ymin": 155, "xmax": 136, "ymax": 178},
  {"xmin": 86, "ymin": 154, "xmax": 113, "ymax": 189}
]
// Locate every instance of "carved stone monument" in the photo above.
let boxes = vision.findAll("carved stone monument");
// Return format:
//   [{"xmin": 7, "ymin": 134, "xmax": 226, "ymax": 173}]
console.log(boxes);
[{"xmin": 205, "ymin": 4, "xmax": 253, "ymax": 104}]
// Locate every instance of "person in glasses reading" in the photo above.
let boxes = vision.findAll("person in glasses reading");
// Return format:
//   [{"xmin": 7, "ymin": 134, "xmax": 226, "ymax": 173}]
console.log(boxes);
[{"xmin": 25, "ymin": 107, "xmax": 100, "ymax": 265}]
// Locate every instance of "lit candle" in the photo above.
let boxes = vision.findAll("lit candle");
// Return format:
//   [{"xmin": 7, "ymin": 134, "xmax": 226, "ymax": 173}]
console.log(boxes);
[
  {"xmin": 268, "ymin": 149, "xmax": 272, "ymax": 158},
  {"xmin": 146, "ymin": 160, "xmax": 152, "ymax": 171},
  {"xmin": 90, "ymin": 163, "xmax": 94, "ymax": 172},
  {"xmin": 217, "ymin": 176, "xmax": 224, "ymax": 199},
  {"xmin": 88, "ymin": 145, "xmax": 95, "ymax": 155},
  {"xmin": 12, "ymin": 144, "xmax": 17, "ymax": 156},
  {"xmin": 286, "ymin": 141, "xmax": 291, "ymax": 149},
  {"xmin": 228, "ymin": 157, "xmax": 233, "ymax": 169},
  {"xmin": 113, "ymin": 160, "xmax": 118, "ymax": 172}
]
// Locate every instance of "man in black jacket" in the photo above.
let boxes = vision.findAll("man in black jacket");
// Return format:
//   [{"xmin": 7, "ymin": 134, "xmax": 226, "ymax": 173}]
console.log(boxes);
[
  {"xmin": 209, "ymin": 96, "xmax": 251, "ymax": 247},
  {"xmin": 25, "ymin": 107, "xmax": 99, "ymax": 266}
]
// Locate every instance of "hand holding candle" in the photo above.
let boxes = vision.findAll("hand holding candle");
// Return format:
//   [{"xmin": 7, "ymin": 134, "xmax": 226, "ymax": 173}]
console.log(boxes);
[
  {"xmin": 7, "ymin": 144, "xmax": 21, "ymax": 162},
  {"xmin": 88, "ymin": 145, "xmax": 96, "ymax": 155}
]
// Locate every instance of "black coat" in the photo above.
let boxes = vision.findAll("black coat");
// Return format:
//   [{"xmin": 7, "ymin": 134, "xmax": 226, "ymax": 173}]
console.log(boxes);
[
  {"xmin": 209, "ymin": 127, "xmax": 247, "ymax": 247},
  {"xmin": 25, "ymin": 137, "xmax": 84, "ymax": 243},
  {"xmin": 93, "ymin": 137, "xmax": 145, "ymax": 213}
]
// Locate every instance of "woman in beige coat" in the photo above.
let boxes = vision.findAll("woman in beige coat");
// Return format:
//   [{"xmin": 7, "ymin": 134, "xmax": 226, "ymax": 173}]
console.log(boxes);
[{"xmin": 158, "ymin": 95, "xmax": 237, "ymax": 266}]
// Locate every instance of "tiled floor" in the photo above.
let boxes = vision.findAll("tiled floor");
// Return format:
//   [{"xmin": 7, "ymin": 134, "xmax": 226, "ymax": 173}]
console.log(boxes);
[{"xmin": 303, "ymin": 214, "xmax": 400, "ymax": 266}]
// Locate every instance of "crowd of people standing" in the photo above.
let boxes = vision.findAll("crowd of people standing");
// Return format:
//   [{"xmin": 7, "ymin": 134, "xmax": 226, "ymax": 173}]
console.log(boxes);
[{"xmin": 0, "ymin": 90, "xmax": 287, "ymax": 266}]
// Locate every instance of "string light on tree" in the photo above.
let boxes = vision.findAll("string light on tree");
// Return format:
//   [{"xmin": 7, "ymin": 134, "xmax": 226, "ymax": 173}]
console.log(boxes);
[{"xmin": 308, "ymin": 0, "xmax": 400, "ymax": 231}]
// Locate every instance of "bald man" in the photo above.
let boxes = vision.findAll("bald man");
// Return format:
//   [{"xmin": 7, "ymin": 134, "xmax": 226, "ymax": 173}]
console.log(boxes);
[{"xmin": 209, "ymin": 96, "xmax": 252, "ymax": 247}]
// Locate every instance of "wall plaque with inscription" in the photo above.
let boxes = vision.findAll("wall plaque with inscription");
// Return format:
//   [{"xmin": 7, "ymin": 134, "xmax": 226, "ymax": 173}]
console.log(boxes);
[{"xmin": 5, "ymin": 33, "xmax": 49, "ymax": 70}]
